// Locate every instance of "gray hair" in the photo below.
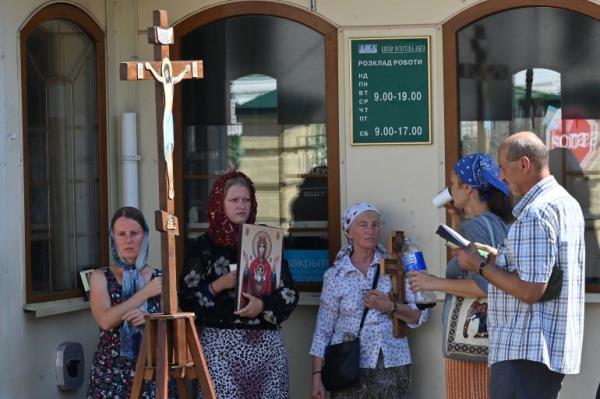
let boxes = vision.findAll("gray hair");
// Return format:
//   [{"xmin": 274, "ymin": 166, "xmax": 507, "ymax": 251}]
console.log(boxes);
[{"xmin": 504, "ymin": 134, "xmax": 548, "ymax": 170}]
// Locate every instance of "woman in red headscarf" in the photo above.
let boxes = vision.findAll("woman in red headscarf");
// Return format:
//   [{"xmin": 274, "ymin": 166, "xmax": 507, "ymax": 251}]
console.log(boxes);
[{"xmin": 179, "ymin": 171, "xmax": 298, "ymax": 399}]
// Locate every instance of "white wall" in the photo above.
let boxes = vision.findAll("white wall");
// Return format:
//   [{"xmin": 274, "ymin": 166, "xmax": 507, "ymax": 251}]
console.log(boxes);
[
  {"xmin": 0, "ymin": 1, "xmax": 107, "ymax": 398},
  {"xmin": 3, "ymin": 0, "xmax": 600, "ymax": 398},
  {"xmin": 97, "ymin": 0, "xmax": 600, "ymax": 398}
]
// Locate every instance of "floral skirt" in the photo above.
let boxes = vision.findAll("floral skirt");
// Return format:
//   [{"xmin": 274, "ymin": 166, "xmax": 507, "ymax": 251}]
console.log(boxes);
[
  {"xmin": 331, "ymin": 352, "xmax": 411, "ymax": 399},
  {"xmin": 197, "ymin": 327, "xmax": 289, "ymax": 399}
]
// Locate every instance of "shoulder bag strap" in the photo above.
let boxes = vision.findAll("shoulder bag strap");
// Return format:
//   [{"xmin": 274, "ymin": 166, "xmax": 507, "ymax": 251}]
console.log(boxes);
[
  {"xmin": 357, "ymin": 265, "xmax": 381, "ymax": 336},
  {"xmin": 480, "ymin": 214, "xmax": 497, "ymax": 247}
]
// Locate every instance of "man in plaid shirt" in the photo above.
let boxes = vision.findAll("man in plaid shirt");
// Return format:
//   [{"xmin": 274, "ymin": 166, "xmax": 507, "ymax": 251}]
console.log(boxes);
[{"xmin": 457, "ymin": 131, "xmax": 585, "ymax": 399}]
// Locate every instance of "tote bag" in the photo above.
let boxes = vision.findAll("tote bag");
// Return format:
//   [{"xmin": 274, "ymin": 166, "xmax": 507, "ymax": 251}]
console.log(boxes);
[
  {"xmin": 442, "ymin": 215, "xmax": 496, "ymax": 362},
  {"xmin": 443, "ymin": 295, "xmax": 488, "ymax": 362}
]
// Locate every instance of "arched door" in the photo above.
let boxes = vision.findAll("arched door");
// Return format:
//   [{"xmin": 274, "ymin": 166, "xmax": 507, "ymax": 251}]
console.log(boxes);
[
  {"xmin": 173, "ymin": 2, "xmax": 339, "ymax": 289},
  {"xmin": 443, "ymin": 0, "xmax": 600, "ymax": 290}
]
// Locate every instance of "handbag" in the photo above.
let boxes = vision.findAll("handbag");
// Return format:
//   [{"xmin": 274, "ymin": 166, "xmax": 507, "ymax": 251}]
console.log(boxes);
[
  {"xmin": 442, "ymin": 294, "xmax": 489, "ymax": 362},
  {"xmin": 539, "ymin": 266, "xmax": 563, "ymax": 302},
  {"xmin": 442, "ymin": 215, "xmax": 496, "ymax": 362},
  {"xmin": 321, "ymin": 266, "xmax": 380, "ymax": 391}
]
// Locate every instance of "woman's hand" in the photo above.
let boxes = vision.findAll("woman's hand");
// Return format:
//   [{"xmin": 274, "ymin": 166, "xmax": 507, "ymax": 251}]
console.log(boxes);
[
  {"xmin": 311, "ymin": 373, "xmax": 326, "ymax": 399},
  {"xmin": 393, "ymin": 303, "xmax": 422, "ymax": 325},
  {"xmin": 122, "ymin": 308, "xmax": 147, "ymax": 327},
  {"xmin": 234, "ymin": 292, "xmax": 264, "ymax": 318},
  {"xmin": 211, "ymin": 271, "xmax": 237, "ymax": 294},
  {"xmin": 444, "ymin": 200, "xmax": 461, "ymax": 216},
  {"xmin": 141, "ymin": 276, "xmax": 162, "ymax": 299},
  {"xmin": 408, "ymin": 271, "xmax": 439, "ymax": 292},
  {"xmin": 90, "ymin": 267, "xmax": 164, "ymax": 331},
  {"xmin": 364, "ymin": 290, "xmax": 393, "ymax": 313},
  {"xmin": 444, "ymin": 201, "xmax": 464, "ymax": 230}
]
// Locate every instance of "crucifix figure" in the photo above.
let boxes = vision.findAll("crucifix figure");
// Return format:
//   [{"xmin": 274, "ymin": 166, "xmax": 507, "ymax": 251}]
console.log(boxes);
[
  {"xmin": 120, "ymin": 11, "xmax": 203, "ymax": 312},
  {"xmin": 145, "ymin": 58, "xmax": 190, "ymax": 199},
  {"xmin": 120, "ymin": 10, "xmax": 214, "ymax": 399}
]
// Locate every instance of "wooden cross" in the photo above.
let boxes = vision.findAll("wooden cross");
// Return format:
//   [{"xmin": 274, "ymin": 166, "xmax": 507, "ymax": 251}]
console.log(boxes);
[
  {"xmin": 120, "ymin": 10, "xmax": 215, "ymax": 399},
  {"xmin": 120, "ymin": 10, "xmax": 203, "ymax": 314},
  {"xmin": 381, "ymin": 230, "xmax": 408, "ymax": 338}
]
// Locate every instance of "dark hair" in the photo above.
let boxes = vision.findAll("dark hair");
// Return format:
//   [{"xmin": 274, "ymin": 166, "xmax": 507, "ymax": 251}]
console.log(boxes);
[
  {"xmin": 483, "ymin": 187, "xmax": 514, "ymax": 223},
  {"xmin": 504, "ymin": 135, "xmax": 548, "ymax": 170},
  {"xmin": 110, "ymin": 206, "xmax": 147, "ymax": 231},
  {"xmin": 456, "ymin": 174, "xmax": 514, "ymax": 223}
]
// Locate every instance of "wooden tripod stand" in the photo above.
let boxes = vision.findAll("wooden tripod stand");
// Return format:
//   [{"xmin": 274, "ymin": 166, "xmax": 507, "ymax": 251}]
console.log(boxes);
[
  {"xmin": 120, "ymin": 9, "xmax": 215, "ymax": 399},
  {"xmin": 130, "ymin": 313, "xmax": 214, "ymax": 398}
]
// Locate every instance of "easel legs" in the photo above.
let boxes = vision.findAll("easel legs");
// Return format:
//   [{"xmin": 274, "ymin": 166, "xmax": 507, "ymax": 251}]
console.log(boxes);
[
  {"xmin": 129, "ymin": 312, "xmax": 216, "ymax": 399},
  {"xmin": 185, "ymin": 316, "xmax": 214, "ymax": 397},
  {"xmin": 156, "ymin": 319, "xmax": 169, "ymax": 397}
]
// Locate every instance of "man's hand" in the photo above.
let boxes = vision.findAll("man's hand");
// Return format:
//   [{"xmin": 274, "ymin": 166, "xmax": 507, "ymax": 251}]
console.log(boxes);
[{"xmin": 457, "ymin": 243, "xmax": 487, "ymax": 273}]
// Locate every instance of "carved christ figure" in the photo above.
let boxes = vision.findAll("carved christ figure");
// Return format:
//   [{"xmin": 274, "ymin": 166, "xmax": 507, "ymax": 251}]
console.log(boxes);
[{"xmin": 145, "ymin": 57, "xmax": 190, "ymax": 199}]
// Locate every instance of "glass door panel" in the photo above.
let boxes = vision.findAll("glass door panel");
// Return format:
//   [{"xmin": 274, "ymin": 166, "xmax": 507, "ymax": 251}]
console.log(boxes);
[
  {"xmin": 458, "ymin": 6, "xmax": 600, "ymax": 284},
  {"xmin": 181, "ymin": 15, "xmax": 329, "ymax": 285}
]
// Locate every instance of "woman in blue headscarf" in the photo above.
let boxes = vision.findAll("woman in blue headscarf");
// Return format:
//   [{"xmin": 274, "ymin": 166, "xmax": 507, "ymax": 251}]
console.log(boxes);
[
  {"xmin": 409, "ymin": 153, "xmax": 513, "ymax": 399},
  {"xmin": 87, "ymin": 206, "xmax": 175, "ymax": 399},
  {"xmin": 310, "ymin": 203, "xmax": 429, "ymax": 399}
]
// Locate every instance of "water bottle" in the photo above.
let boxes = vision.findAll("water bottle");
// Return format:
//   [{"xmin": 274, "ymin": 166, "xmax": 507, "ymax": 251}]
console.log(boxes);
[{"xmin": 401, "ymin": 237, "xmax": 437, "ymax": 310}]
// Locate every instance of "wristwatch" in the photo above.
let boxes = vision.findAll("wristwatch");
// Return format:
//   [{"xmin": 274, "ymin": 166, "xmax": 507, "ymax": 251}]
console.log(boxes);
[{"xmin": 479, "ymin": 255, "xmax": 490, "ymax": 276}]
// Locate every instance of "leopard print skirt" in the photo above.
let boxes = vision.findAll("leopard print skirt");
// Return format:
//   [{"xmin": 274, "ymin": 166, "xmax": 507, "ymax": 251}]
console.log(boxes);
[
  {"xmin": 197, "ymin": 327, "xmax": 289, "ymax": 399},
  {"xmin": 331, "ymin": 352, "xmax": 411, "ymax": 399}
]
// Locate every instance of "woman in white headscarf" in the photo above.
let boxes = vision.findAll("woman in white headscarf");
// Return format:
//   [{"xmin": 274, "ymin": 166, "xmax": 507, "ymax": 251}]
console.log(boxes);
[{"xmin": 309, "ymin": 203, "xmax": 429, "ymax": 399}]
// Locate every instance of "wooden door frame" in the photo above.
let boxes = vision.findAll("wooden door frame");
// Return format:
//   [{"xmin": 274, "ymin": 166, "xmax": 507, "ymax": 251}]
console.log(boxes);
[
  {"xmin": 172, "ymin": 1, "xmax": 340, "ymax": 288},
  {"xmin": 21, "ymin": 3, "xmax": 108, "ymax": 303},
  {"xmin": 443, "ymin": 0, "xmax": 600, "ymax": 292}
]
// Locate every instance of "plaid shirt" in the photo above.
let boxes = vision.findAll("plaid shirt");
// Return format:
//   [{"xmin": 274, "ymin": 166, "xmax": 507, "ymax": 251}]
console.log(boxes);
[{"xmin": 489, "ymin": 176, "xmax": 585, "ymax": 374}]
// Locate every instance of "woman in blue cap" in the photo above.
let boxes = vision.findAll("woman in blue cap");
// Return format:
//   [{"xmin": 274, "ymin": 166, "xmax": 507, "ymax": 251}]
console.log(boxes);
[{"xmin": 409, "ymin": 153, "xmax": 513, "ymax": 399}]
